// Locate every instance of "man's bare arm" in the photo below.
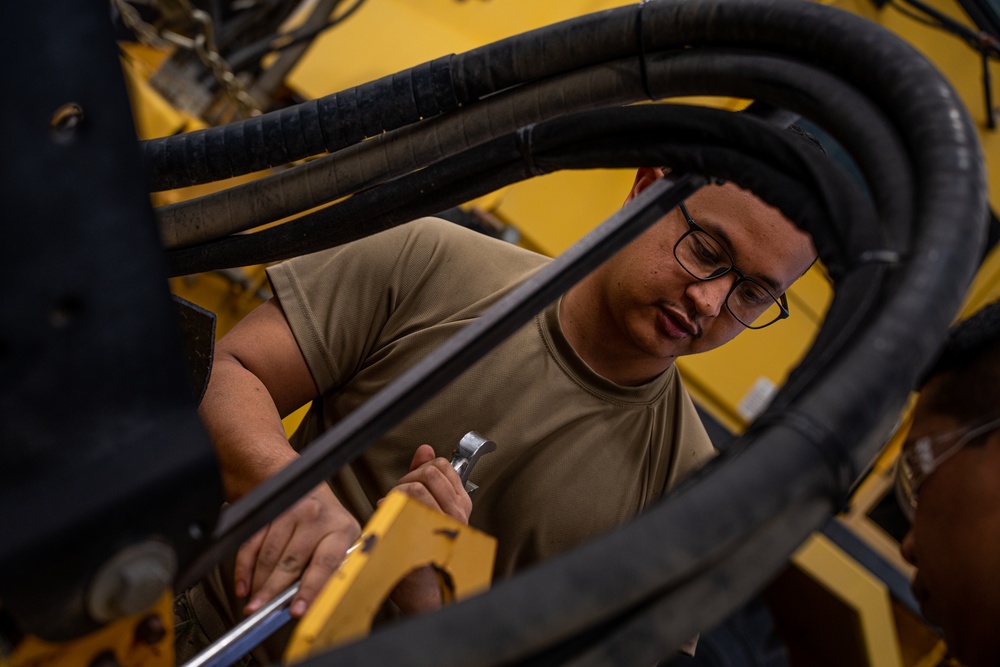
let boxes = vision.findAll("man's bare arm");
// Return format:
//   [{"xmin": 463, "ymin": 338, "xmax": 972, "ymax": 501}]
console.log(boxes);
[
  {"xmin": 199, "ymin": 298, "xmax": 316, "ymax": 498},
  {"xmin": 198, "ymin": 298, "xmax": 360, "ymax": 617}
]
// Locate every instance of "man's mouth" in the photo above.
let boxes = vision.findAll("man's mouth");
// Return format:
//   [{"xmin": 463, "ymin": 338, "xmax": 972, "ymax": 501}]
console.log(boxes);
[{"xmin": 659, "ymin": 306, "xmax": 698, "ymax": 338}]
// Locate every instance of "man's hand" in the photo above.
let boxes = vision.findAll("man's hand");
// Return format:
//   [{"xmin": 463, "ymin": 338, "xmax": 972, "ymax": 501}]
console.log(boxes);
[
  {"xmin": 389, "ymin": 444, "xmax": 473, "ymax": 614},
  {"xmin": 235, "ymin": 483, "xmax": 361, "ymax": 618},
  {"xmin": 393, "ymin": 444, "xmax": 473, "ymax": 523}
]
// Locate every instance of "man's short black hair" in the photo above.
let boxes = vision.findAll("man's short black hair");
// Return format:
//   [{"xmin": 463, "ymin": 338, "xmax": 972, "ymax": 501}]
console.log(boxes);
[
  {"xmin": 924, "ymin": 299, "xmax": 1000, "ymax": 379},
  {"xmin": 920, "ymin": 299, "xmax": 1000, "ymax": 424}
]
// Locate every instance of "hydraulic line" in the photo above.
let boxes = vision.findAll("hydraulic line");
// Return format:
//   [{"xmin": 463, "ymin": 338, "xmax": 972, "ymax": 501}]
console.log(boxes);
[
  {"xmin": 141, "ymin": 52, "xmax": 460, "ymax": 190},
  {"xmin": 142, "ymin": 0, "xmax": 932, "ymax": 190},
  {"xmin": 163, "ymin": 105, "xmax": 869, "ymax": 277},
  {"xmin": 543, "ymin": 501, "xmax": 834, "ymax": 667},
  {"xmin": 138, "ymin": 0, "xmax": 963, "ymax": 228},
  {"xmin": 157, "ymin": 49, "xmax": 910, "ymax": 254}
]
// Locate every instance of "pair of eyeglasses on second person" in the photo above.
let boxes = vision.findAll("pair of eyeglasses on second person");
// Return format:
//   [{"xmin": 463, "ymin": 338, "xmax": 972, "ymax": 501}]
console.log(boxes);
[
  {"xmin": 674, "ymin": 202, "xmax": 789, "ymax": 330},
  {"xmin": 894, "ymin": 413, "xmax": 1000, "ymax": 522}
]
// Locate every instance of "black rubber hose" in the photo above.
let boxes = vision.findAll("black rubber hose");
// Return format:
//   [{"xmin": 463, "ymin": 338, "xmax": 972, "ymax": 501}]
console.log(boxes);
[
  {"xmin": 156, "ymin": 49, "xmax": 910, "ymax": 255},
  {"xmin": 141, "ymin": 52, "xmax": 459, "ymax": 191},
  {"xmin": 163, "ymin": 104, "xmax": 871, "ymax": 277},
  {"xmin": 142, "ymin": 0, "xmax": 924, "ymax": 192},
  {"xmin": 517, "ymin": 497, "xmax": 832, "ymax": 667}
]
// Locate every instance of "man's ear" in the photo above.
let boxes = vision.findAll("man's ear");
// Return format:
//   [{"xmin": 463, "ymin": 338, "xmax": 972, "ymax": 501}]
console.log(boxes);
[{"xmin": 625, "ymin": 167, "xmax": 664, "ymax": 204}]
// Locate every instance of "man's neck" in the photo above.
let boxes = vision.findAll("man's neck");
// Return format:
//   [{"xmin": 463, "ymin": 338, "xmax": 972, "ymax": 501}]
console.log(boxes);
[{"xmin": 560, "ymin": 282, "xmax": 673, "ymax": 387}]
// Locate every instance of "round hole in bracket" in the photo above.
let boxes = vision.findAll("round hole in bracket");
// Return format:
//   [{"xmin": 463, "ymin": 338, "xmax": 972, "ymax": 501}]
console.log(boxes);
[{"xmin": 51, "ymin": 102, "xmax": 84, "ymax": 141}]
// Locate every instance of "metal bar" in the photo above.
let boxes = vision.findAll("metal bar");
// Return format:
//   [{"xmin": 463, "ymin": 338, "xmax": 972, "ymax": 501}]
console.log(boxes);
[
  {"xmin": 179, "ymin": 172, "xmax": 706, "ymax": 589},
  {"xmin": 181, "ymin": 583, "xmax": 298, "ymax": 667}
]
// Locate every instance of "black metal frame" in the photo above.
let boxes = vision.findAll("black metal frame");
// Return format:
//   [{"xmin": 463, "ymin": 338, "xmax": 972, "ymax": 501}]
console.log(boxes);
[{"xmin": 0, "ymin": 2, "xmax": 221, "ymax": 640}]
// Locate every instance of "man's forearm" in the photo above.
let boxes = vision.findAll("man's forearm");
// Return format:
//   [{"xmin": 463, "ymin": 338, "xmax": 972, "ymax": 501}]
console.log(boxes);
[{"xmin": 199, "ymin": 353, "xmax": 299, "ymax": 500}]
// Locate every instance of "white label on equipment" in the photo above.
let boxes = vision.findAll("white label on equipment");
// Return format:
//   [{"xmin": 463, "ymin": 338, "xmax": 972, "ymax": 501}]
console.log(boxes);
[{"xmin": 737, "ymin": 377, "xmax": 777, "ymax": 421}]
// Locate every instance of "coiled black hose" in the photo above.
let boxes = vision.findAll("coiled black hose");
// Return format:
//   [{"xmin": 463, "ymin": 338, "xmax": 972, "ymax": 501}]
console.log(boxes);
[
  {"xmin": 157, "ymin": 49, "xmax": 911, "ymax": 255},
  {"xmin": 142, "ymin": 53, "xmax": 458, "ymax": 190},
  {"xmin": 163, "ymin": 104, "xmax": 865, "ymax": 276},
  {"xmin": 141, "ymin": 0, "xmax": 927, "ymax": 194}
]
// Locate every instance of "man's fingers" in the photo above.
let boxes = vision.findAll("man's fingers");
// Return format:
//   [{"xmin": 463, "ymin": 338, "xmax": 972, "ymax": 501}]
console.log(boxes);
[
  {"xmin": 234, "ymin": 528, "xmax": 266, "ymax": 599},
  {"xmin": 395, "ymin": 481, "xmax": 445, "ymax": 514},
  {"xmin": 246, "ymin": 537, "xmax": 309, "ymax": 615},
  {"xmin": 291, "ymin": 535, "xmax": 353, "ymax": 617},
  {"xmin": 402, "ymin": 457, "xmax": 467, "ymax": 497},
  {"xmin": 245, "ymin": 521, "xmax": 295, "ymax": 614},
  {"xmin": 237, "ymin": 484, "xmax": 361, "ymax": 617},
  {"xmin": 396, "ymin": 461, "xmax": 472, "ymax": 523},
  {"xmin": 408, "ymin": 444, "xmax": 437, "ymax": 472}
]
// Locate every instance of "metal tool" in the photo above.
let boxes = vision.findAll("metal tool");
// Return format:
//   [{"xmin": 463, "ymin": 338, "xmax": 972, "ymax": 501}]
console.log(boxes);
[
  {"xmin": 182, "ymin": 431, "xmax": 497, "ymax": 667},
  {"xmin": 449, "ymin": 431, "xmax": 496, "ymax": 500}
]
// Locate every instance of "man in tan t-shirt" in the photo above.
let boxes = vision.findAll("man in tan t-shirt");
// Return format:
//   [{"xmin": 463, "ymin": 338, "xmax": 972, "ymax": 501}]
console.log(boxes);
[{"xmin": 193, "ymin": 168, "xmax": 817, "ymax": 643}]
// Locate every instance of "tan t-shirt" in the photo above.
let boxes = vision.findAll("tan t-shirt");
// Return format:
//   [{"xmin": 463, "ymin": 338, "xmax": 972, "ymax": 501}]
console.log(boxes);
[{"xmin": 267, "ymin": 217, "xmax": 715, "ymax": 579}]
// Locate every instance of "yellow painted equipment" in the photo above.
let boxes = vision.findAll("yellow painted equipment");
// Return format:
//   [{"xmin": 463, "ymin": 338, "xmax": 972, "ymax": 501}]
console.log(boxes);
[
  {"xmin": 7, "ymin": 593, "xmax": 174, "ymax": 667},
  {"xmin": 284, "ymin": 489, "xmax": 496, "ymax": 663}
]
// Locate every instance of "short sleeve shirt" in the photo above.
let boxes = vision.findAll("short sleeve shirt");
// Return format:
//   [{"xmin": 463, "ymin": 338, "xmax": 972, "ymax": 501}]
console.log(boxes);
[{"xmin": 266, "ymin": 217, "xmax": 715, "ymax": 578}]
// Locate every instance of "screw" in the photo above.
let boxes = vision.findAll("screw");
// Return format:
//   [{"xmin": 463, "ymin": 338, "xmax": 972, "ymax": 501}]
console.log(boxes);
[
  {"xmin": 134, "ymin": 614, "xmax": 166, "ymax": 645},
  {"xmin": 87, "ymin": 540, "xmax": 177, "ymax": 624}
]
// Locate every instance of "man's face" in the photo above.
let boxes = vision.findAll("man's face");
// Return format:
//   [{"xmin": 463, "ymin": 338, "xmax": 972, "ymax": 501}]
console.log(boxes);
[
  {"xmin": 900, "ymin": 379, "xmax": 1000, "ymax": 667},
  {"xmin": 588, "ymin": 170, "xmax": 815, "ymax": 378}
]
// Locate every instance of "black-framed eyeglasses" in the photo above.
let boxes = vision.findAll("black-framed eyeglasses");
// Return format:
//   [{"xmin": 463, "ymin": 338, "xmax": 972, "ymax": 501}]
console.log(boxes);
[
  {"xmin": 674, "ymin": 203, "xmax": 790, "ymax": 330},
  {"xmin": 895, "ymin": 413, "xmax": 1000, "ymax": 523}
]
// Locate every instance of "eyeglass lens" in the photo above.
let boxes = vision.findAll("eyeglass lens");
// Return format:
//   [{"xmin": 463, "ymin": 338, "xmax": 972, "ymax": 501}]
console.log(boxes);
[
  {"xmin": 894, "ymin": 414, "xmax": 1000, "ymax": 522},
  {"xmin": 674, "ymin": 229, "xmax": 784, "ymax": 328}
]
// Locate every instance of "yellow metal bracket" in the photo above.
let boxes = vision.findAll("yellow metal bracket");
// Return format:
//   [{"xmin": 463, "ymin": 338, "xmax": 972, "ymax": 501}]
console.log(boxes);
[
  {"xmin": 284, "ymin": 489, "xmax": 497, "ymax": 664},
  {"xmin": 6, "ymin": 591, "xmax": 174, "ymax": 667}
]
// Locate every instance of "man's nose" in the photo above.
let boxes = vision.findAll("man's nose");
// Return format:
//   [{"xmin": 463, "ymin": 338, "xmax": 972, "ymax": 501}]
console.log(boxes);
[
  {"xmin": 900, "ymin": 529, "xmax": 918, "ymax": 567},
  {"xmin": 686, "ymin": 276, "xmax": 734, "ymax": 318}
]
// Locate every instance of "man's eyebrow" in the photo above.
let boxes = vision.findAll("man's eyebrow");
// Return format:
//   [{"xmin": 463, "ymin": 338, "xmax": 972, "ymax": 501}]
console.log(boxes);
[{"xmin": 702, "ymin": 221, "xmax": 783, "ymax": 293}]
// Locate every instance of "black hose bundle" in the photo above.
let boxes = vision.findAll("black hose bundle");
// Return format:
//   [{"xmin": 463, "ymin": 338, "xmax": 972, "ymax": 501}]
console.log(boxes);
[
  {"xmin": 163, "ymin": 104, "xmax": 860, "ymax": 276},
  {"xmin": 156, "ymin": 49, "xmax": 912, "ymax": 256},
  {"xmin": 160, "ymin": 0, "xmax": 987, "ymax": 664}
]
